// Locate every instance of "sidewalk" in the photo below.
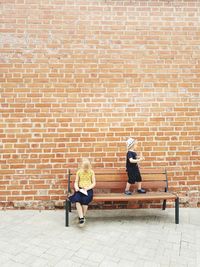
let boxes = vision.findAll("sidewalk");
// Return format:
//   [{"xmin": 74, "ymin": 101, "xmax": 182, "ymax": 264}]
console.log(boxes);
[{"xmin": 0, "ymin": 208, "xmax": 199, "ymax": 267}]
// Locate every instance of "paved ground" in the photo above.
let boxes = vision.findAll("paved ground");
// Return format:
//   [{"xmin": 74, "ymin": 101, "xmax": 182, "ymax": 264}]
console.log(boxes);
[{"xmin": 0, "ymin": 208, "xmax": 199, "ymax": 267}]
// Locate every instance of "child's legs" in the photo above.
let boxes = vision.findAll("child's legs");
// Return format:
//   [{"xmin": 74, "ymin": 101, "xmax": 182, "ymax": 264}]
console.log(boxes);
[
  {"xmin": 137, "ymin": 182, "xmax": 142, "ymax": 190},
  {"xmin": 125, "ymin": 182, "xmax": 131, "ymax": 191},
  {"xmin": 76, "ymin": 202, "xmax": 83, "ymax": 218},
  {"xmin": 82, "ymin": 205, "xmax": 88, "ymax": 217}
]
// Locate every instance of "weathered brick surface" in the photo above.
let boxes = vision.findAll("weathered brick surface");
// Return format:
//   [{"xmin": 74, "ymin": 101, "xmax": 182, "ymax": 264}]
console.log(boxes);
[{"xmin": 0, "ymin": 0, "xmax": 200, "ymax": 209}]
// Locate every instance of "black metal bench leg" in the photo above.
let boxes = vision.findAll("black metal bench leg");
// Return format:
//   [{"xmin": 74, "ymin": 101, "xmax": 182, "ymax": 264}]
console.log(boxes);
[
  {"xmin": 69, "ymin": 201, "xmax": 72, "ymax": 212},
  {"xmin": 175, "ymin": 197, "xmax": 179, "ymax": 224},
  {"xmin": 65, "ymin": 200, "xmax": 69, "ymax": 227},
  {"xmin": 162, "ymin": 200, "xmax": 166, "ymax": 210}
]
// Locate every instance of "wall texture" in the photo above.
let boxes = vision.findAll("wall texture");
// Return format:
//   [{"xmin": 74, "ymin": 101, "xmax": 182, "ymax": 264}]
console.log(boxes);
[{"xmin": 1, "ymin": 0, "xmax": 200, "ymax": 209}]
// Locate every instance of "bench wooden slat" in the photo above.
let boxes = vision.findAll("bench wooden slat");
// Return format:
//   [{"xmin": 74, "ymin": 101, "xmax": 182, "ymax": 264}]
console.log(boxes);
[
  {"xmin": 69, "ymin": 174, "xmax": 166, "ymax": 182},
  {"xmin": 69, "ymin": 168, "xmax": 166, "ymax": 175},
  {"xmin": 93, "ymin": 192, "xmax": 176, "ymax": 202},
  {"xmin": 93, "ymin": 181, "xmax": 166, "ymax": 189},
  {"xmin": 140, "ymin": 174, "xmax": 166, "ymax": 181},
  {"xmin": 94, "ymin": 174, "xmax": 166, "ymax": 181}
]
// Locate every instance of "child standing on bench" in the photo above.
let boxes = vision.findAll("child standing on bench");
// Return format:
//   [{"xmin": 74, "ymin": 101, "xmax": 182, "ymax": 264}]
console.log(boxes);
[
  {"xmin": 69, "ymin": 158, "xmax": 96, "ymax": 227},
  {"xmin": 124, "ymin": 138, "xmax": 146, "ymax": 195}
]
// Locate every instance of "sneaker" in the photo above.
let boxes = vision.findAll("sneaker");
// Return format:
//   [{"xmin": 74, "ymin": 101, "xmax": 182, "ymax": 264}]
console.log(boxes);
[
  {"xmin": 124, "ymin": 190, "xmax": 132, "ymax": 195},
  {"xmin": 137, "ymin": 189, "xmax": 146, "ymax": 194},
  {"xmin": 79, "ymin": 217, "xmax": 85, "ymax": 227},
  {"xmin": 77, "ymin": 217, "xmax": 86, "ymax": 223}
]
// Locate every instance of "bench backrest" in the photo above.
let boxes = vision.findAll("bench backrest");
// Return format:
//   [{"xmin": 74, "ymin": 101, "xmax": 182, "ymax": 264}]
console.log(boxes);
[{"xmin": 68, "ymin": 168, "xmax": 168, "ymax": 194}]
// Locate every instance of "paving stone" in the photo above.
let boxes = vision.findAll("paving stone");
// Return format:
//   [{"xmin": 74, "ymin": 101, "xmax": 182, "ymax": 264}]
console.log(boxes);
[
  {"xmin": 0, "ymin": 253, "xmax": 12, "ymax": 265},
  {"xmin": 12, "ymin": 252, "xmax": 34, "ymax": 264},
  {"xmin": 99, "ymin": 260, "xmax": 119, "ymax": 267},
  {"xmin": 55, "ymin": 259, "xmax": 81, "ymax": 267},
  {"xmin": 88, "ymin": 251, "xmax": 105, "ymax": 263},
  {"xmin": 118, "ymin": 259, "xmax": 137, "ymax": 267},
  {"xmin": 1, "ymin": 261, "xmax": 27, "ymax": 267},
  {"xmin": 74, "ymin": 248, "xmax": 91, "ymax": 259}
]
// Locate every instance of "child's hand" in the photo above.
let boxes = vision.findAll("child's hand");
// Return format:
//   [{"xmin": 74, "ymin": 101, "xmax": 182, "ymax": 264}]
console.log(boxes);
[
  {"xmin": 75, "ymin": 187, "xmax": 80, "ymax": 192},
  {"xmin": 138, "ymin": 156, "xmax": 145, "ymax": 161}
]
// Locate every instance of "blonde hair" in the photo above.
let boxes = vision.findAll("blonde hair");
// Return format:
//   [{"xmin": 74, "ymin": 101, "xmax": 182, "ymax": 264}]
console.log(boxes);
[{"xmin": 81, "ymin": 158, "xmax": 91, "ymax": 171}]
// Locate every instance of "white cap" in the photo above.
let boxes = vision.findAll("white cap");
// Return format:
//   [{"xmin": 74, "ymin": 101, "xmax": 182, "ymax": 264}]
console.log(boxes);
[{"xmin": 126, "ymin": 138, "xmax": 135, "ymax": 149}]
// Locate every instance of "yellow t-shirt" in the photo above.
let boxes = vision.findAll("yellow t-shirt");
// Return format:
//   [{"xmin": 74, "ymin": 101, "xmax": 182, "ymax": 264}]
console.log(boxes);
[{"xmin": 77, "ymin": 169, "xmax": 93, "ymax": 188}]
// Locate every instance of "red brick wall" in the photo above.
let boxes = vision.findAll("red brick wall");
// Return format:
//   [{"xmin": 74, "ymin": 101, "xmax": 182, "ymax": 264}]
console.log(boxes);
[{"xmin": 1, "ymin": 0, "xmax": 200, "ymax": 209}]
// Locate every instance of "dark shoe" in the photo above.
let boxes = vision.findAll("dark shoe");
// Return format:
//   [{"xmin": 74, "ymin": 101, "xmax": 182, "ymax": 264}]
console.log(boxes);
[
  {"xmin": 79, "ymin": 217, "xmax": 85, "ymax": 227},
  {"xmin": 137, "ymin": 189, "xmax": 146, "ymax": 194},
  {"xmin": 124, "ymin": 190, "xmax": 132, "ymax": 195}
]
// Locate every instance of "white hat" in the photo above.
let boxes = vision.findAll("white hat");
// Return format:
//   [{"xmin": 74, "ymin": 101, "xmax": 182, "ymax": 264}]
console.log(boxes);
[{"xmin": 126, "ymin": 138, "xmax": 135, "ymax": 149}]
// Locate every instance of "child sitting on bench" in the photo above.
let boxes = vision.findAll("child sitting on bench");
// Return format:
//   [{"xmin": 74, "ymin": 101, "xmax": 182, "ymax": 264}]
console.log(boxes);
[{"xmin": 69, "ymin": 158, "xmax": 96, "ymax": 227}]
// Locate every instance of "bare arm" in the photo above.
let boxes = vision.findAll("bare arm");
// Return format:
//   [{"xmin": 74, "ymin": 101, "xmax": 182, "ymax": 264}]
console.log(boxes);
[
  {"xmin": 85, "ymin": 171, "xmax": 96, "ymax": 191},
  {"xmin": 129, "ymin": 157, "xmax": 144, "ymax": 163}
]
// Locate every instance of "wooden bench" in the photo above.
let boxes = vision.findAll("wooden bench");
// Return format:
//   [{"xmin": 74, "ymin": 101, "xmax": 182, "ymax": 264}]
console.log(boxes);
[{"xmin": 65, "ymin": 168, "xmax": 179, "ymax": 226}]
